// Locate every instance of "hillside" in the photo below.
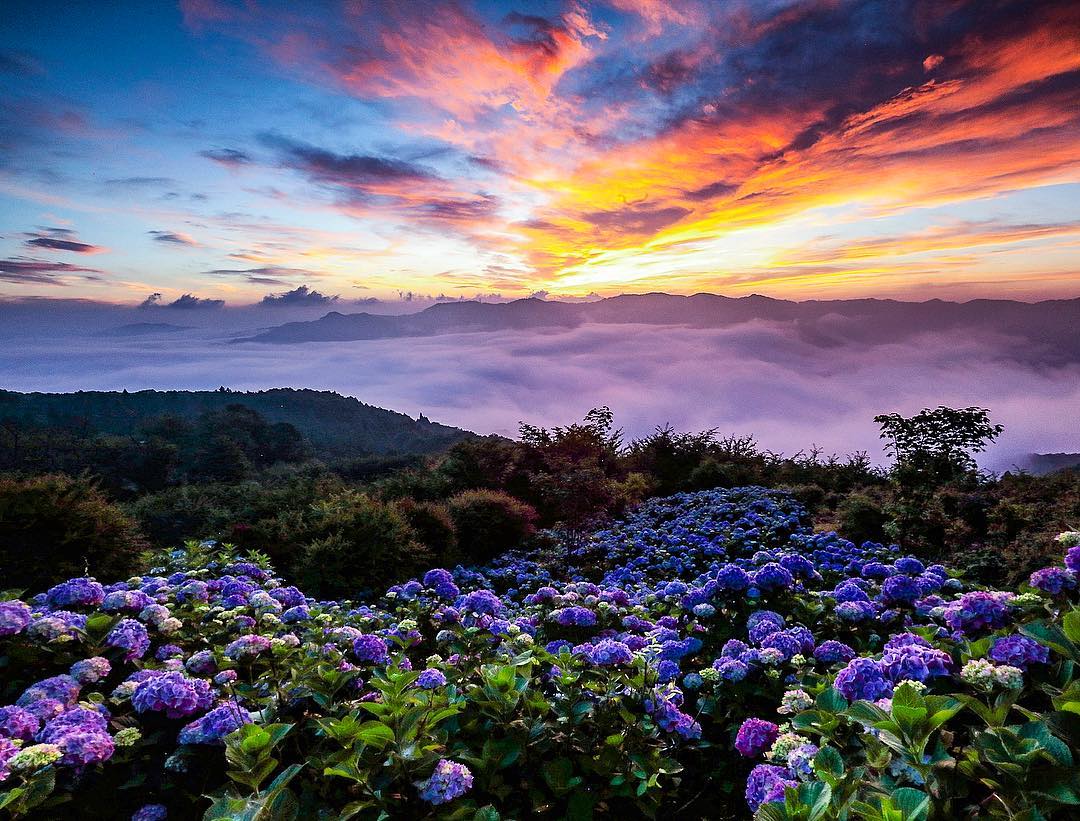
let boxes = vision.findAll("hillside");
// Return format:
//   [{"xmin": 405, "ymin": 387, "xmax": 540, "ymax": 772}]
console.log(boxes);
[{"xmin": 0, "ymin": 388, "xmax": 474, "ymax": 457}]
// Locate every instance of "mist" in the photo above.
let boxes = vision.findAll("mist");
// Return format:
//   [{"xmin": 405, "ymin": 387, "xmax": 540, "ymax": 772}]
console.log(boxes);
[{"xmin": 2, "ymin": 302, "xmax": 1077, "ymax": 471}]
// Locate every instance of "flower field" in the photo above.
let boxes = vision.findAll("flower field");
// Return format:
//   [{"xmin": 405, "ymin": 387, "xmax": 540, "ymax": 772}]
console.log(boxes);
[{"xmin": 2, "ymin": 486, "xmax": 1080, "ymax": 819}]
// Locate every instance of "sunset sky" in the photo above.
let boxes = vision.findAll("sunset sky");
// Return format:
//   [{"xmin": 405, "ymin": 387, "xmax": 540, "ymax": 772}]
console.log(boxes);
[{"xmin": 2, "ymin": 0, "xmax": 1078, "ymax": 305}]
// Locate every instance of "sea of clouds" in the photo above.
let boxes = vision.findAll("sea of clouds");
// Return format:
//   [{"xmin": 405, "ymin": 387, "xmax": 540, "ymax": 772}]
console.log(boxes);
[{"xmin": 2, "ymin": 305, "xmax": 1078, "ymax": 471}]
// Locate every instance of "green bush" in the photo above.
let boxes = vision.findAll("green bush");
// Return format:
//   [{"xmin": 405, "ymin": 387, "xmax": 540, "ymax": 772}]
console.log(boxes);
[
  {"xmin": 298, "ymin": 492, "xmax": 430, "ymax": 597},
  {"xmin": 0, "ymin": 473, "xmax": 146, "ymax": 592},
  {"xmin": 447, "ymin": 489, "xmax": 537, "ymax": 563},
  {"xmin": 394, "ymin": 498, "xmax": 458, "ymax": 566}
]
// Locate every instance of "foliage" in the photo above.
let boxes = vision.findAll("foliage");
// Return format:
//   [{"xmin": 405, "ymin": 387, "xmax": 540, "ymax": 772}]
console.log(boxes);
[
  {"xmin": 2, "ymin": 489, "xmax": 1080, "ymax": 819},
  {"xmin": 298, "ymin": 491, "xmax": 431, "ymax": 598},
  {"xmin": 0, "ymin": 474, "xmax": 146, "ymax": 592},
  {"xmin": 446, "ymin": 490, "xmax": 537, "ymax": 564}
]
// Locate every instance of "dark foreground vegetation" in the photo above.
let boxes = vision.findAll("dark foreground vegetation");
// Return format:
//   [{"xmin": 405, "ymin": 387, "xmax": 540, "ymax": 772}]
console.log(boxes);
[
  {"xmin": 0, "ymin": 396, "xmax": 1076, "ymax": 597},
  {"xmin": 2, "ymin": 399, "xmax": 1080, "ymax": 819}
]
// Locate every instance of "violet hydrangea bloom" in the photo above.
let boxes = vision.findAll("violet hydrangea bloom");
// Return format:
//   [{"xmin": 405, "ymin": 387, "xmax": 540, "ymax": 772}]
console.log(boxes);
[
  {"xmin": 735, "ymin": 717, "xmax": 779, "ymax": 757},
  {"xmin": 745, "ymin": 764, "xmax": 797, "ymax": 812},
  {"xmin": 418, "ymin": 759, "xmax": 473, "ymax": 805},
  {"xmin": 587, "ymin": 639, "xmax": 634, "ymax": 667},
  {"xmin": 834, "ymin": 658, "xmax": 893, "ymax": 702},
  {"xmin": 132, "ymin": 805, "xmax": 168, "ymax": 821},
  {"xmin": 106, "ymin": 619, "xmax": 151, "ymax": 661},
  {"xmin": 353, "ymin": 634, "xmax": 390, "ymax": 664},
  {"xmin": 989, "ymin": 635, "xmax": 1049, "ymax": 669},
  {"xmin": 0, "ymin": 706, "xmax": 40, "ymax": 741},
  {"xmin": 943, "ymin": 591, "xmax": 1014, "ymax": 634},
  {"xmin": 178, "ymin": 703, "xmax": 251, "ymax": 745},
  {"xmin": 461, "ymin": 590, "xmax": 502, "ymax": 615},
  {"xmin": 1066, "ymin": 545, "xmax": 1080, "ymax": 574},
  {"xmin": 415, "ymin": 669, "xmax": 447, "ymax": 689},
  {"xmin": 46, "ymin": 578, "xmax": 105, "ymax": 609},
  {"xmin": 747, "ymin": 611, "xmax": 785, "ymax": 644},
  {"xmin": 131, "ymin": 672, "xmax": 213, "ymax": 719},
  {"xmin": 813, "ymin": 640, "xmax": 856, "ymax": 665},
  {"xmin": 224, "ymin": 634, "xmax": 271, "ymax": 661},
  {"xmin": 0, "ymin": 600, "xmax": 32, "ymax": 637},
  {"xmin": 1029, "ymin": 567, "xmax": 1077, "ymax": 596},
  {"xmin": 70, "ymin": 657, "xmax": 111, "ymax": 684}
]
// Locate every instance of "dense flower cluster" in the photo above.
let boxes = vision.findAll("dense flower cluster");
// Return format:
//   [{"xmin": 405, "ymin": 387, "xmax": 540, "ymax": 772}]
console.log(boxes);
[{"xmin": 0, "ymin": 486, "xmax": 1076, "ymax": 819}]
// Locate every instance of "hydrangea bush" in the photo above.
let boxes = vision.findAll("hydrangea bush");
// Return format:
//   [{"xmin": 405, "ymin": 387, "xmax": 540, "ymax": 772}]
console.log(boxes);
[{"xmin": 0, "ymin": 487, "xmax": 1078, "ymax": 819}]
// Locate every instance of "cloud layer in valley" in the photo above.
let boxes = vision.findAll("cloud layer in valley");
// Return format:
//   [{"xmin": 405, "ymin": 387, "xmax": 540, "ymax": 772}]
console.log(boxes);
[{"xmin": 1, "ymin": 306, "xmax": 1076, "ymax": 471}]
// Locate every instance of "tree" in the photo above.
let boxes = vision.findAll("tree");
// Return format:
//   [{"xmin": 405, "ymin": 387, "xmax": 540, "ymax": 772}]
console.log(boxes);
[
  {"xmin": 875, "ymin": 406, "xmax": 1003, "ymax": 483},
  {"xmin": 447, "ymin": 490, "xmax": 537, "ymax": 564},
  {"xmin": 0, "ymin": 474, "xmax": 147, "ymax": 593}
]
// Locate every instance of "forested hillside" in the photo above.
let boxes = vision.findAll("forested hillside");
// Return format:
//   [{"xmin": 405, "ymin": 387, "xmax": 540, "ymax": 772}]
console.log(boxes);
[{"xmin": 0, "ymin": 388, "xmax": 472, "ymax": 458}]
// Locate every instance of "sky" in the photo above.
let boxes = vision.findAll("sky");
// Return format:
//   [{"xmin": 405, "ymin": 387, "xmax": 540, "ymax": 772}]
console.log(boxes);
[{"xmin": 1, "ymin": 0, "xmax": 1078, "ymax": 306}]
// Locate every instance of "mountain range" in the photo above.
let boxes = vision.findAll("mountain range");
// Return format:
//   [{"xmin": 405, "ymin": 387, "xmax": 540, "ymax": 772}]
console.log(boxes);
[{"xmin": 236, "ymin": 294, "xmax": 1080, "ymax": 362}]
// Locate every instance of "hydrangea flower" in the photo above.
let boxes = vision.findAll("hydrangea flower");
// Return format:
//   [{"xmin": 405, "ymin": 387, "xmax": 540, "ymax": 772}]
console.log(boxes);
[
  {"xmin": 834, "ymin": 658, "xmax": 893, "ymax": 702},
  {"xmin": 346, "ymin": 633, "xmax": 387, "ymax": 664},
  {"xmin": 1029, "ymin": 567, "xmax": 1077, "ymax": 596},
  {"xmin": 69, "ymin": 657, "xmax": 111, "ymax": 684},
  {"xmin": 418, "ymin": 759, "xmax": 473, "ymax": 805},
  {"xmin": 106, "ymin": 619, "xmax": 151, "ymax": 661},
  {"xmin": 178, "ymin": 703, "xmax": 251, "ymax": 745},
  {"xmin": 943, "ymin": 591, "xmax": 1013, "ymax": 635},
  {"xmin": 46, "ymin": 578, "xmax": 105, "ymax": 609},
  {"xmin": 0, "ymin": 600, "xmax": 32, "ymax": 637},
  {"xmin": 224, "ymin": 634, "xmax": 271, "ymax": 661},
  {"xmin": 415, "ymin": 669, "xmax": 447, "ymax": 689},
  {"xmin": 745, "ymin": 764, "xmax": 797, "ymax": 812},
  {"xmin": 735, "ymin": 717, "xmax": 780, "ymax": 757},
  {"xmin": 989, "ymin": 635, "xmax": 1049, "ymax": 669},
  {"xmin": 131, "ymin": 673, "xmax": 214, "ymax": 719}
]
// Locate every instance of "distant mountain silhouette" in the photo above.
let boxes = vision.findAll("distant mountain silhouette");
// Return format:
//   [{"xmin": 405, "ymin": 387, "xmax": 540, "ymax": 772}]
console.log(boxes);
[
  {"xmin": 1023, "ymin": 453, "xmax": 1080, "ymax": 475},
  {"xmin": 237, "ymin": 294, "xmax": 1080, "ymax": 362},
  {"xmin": 0, "ymin": 388, "xmax": 473, "ymax": 456},
  {"xmin": 96, "ymin": 322, "xmax": 192, "ymax": 337}
]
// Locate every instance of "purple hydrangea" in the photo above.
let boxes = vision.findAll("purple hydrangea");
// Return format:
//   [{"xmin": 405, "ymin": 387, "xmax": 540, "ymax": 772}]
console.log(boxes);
[
  {"xmin": 57, "ymin": 729, "xmax": 115, "ymax": 767},
  {"xmin": 735, "ymin": 717, "xmax": 779, "ymax": 757},
  {"xmin": 745, "ymin": 764, "xmax": 797, "ymax": 812},
  {"xmin": 106, "ymin": 619, "xmax": 151, "ymax": 661},
  {"xmin": 18, "ymin": 675, "xmax": 81, "ymax": 708},
  {"xmin": 269, "ymin": 586, "xmax": 305, "ymax": 608},
  {"xmin": 881, "ymin": 574, "xmax": 921, "ymax": 605},
  {"xmin": 716, "ymin": 564, "xmax": 751, "ymax": 591},
  {"xmin": 814, "ymin": 640, "xmax": 856, "ymax": 665},
  {"xmin": 185, "ymin": 650, "xmax": 218, "ymax": 676},
  {"xmin": 70, "ymin": 657, "xmax": 111, "ymax": 684},
  {"xmin": 0, "ymin": 706, "xmax": 41, "ymax": 741},
  {"xmin": 418, "ymin": 759, "xmax": 474, "ymax": 805},
  {"xmin": 943, "ymin": 591, "xmax": 1014, "ymax": 634},
  {"xmin": 282, "ymin": 605, "xmax": 311, "ymax": 623},
  {"xmin": 37, "ymin": 706, "xmax": 108, "ymax": 744},
  {"xmin": 836, "ymin": 601, "xmax": 876, "ymax": 622},
  {"xmin": 880, "ymin": 644, "xmax": 951, "ymax": 683},
  {"xmin": 989, "ymin": 635, "xmax": 1049, "ymax": 669},
  {"xmin": 353, "ymin": 633, "xmax": 390, "ymax": 664},
  {"xmin": 650, "ymin": 698, "xmax": 702, "ymax": 739},
  {"xmin": 1029, "ymin": 567, "xmax": 1077, "ymax": 596},
  {"xmin": 132, "ymin": 805, "xmax": 168, "ymax": 821},
  {"xmin": 415, "ymin": 669, "xmax": 448, "ymax": 689},
  {"xmin": 894, "ymin": 557, "xmax": 925, "ymax": 575},
  {"xmin": 131, "ymin": 672, "xmax": 214, "ymax": 719},
  {"xmin": 834, "ymin": 657, "xmax": 893, "ymax": 702},
  {"xmin": 747, "ymin": 610, "xmax": 785, "ymax": 644},
  {"xmin": 461, "ymin": 590, "xmax": 502, "ymax": 615},
  {"xmin": 713, "ymin": 658, "xmax": 749, "ymax": 681},
  {"xmin": 833, "ymin": 581, "xmax": 871, "ymax": 603},
  {"xmin": 178, "ymin": 703, "xmax": 251, "ymax": 745},
  {"xmin": 1066, "ymin": 546, "xmax": 1080, "ymax": 574},
  {"xmin": 46, "ymin": 578, "xmax": 105, "ymax": 609},
  {"xmin": 586, "ymin": 639, "xmax": 633, "ymax": 667},
  {"xmin": 753, "ymin": 563, "xmax": 794, "ymax": 591},
  {"xmin": 224, "ymin": 634, "xmax": 271, "ymax": 661},
  {"xmin": 551, "ymin": 606, "xmax": 598, "ymax": 628},
  {"xmin": 0, "ymin": 600, "xmax": 32, "ymax": 637}
]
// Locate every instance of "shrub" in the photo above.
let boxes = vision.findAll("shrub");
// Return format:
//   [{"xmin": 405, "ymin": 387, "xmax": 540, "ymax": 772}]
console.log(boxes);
[
  {"xmin": 298, "ymin": 492, "xmax": 429, "ymax": 597},
  {"xmin": 0, "ymin": 474, "xmax": 146, "ymax": 592},
  {"xmin": 394, "ymin": 498, "xmax": 458, "ymax": 565},
  {"xmin": 447, "ymin": 489, "xmax": 537, "ymax": 563}
]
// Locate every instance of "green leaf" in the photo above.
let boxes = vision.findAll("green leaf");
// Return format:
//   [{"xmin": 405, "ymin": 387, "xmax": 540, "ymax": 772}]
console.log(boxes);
[
  {"xmin": 543, "ymin": 758, "xmax": 574, "ymax": 795},
  {"xmin": 816, "ymin": 687, "xmax": 848, "ymax": 714},
  {"xmin": 814, "ymin": 746, "xmax": 845, "ymax": 778},
  {"xmin": 891, "ymin": 787, "xmax": 929, "ymax": 821},
  {"xmin": 1064, "ymin": 610, "xmax": 1080, "ymax": 644}
]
